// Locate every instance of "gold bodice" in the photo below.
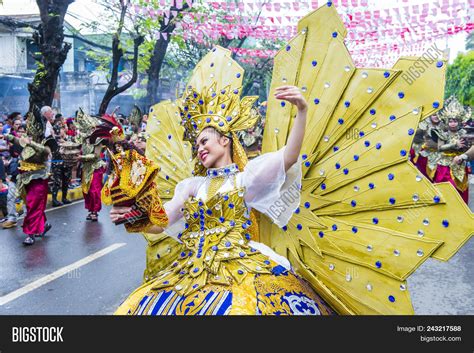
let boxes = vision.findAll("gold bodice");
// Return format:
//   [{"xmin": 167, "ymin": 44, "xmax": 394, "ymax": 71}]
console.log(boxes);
[{"xmin": 150, "ymin": 186, "xmax": 273, "ymax": 296}]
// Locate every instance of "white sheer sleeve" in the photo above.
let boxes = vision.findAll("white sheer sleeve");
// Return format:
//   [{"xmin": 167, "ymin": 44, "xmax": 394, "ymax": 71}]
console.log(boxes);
[
  {"xmin": 162, "ymin": 177, "xmax": 203, "ymax": 241},
  {"xmin": 239, "ymin": 146, "xmax": 302, "ymax": 227}
]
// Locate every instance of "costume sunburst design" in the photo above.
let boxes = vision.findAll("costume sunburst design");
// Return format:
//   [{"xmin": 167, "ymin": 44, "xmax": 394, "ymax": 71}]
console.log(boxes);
[
  {"xmin": 140, "ymin": 4, "xmax": 473, "ymax": 314},
  {"xmin": 258, "ymin": 4, "xmax": 473, "ymax": 315}
]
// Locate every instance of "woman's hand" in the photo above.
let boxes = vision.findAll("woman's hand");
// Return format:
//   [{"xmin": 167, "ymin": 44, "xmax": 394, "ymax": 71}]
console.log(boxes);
[
  {"xmin": 453, "ymin": 155, "xmax": 465, "ymax": 165},
  {"xmin": 110, "ymin": 206, "xmax": 133, "ymax": 223},
  {"xmin": 275, "ymin": 86, "xmax": 309, "ymax": 171},
  {"xmin": 274, "ymin": 86, "xmax": 308, "ymax": 112},
  {"xmin": 424, "ymin": 139, "xmax": 438, "ymax": 149},
  {"xmin": 19, "ymin": 135, "xmax": 31, "ymax": 147},
  {"xmin": 456, "ymin": 138, "xmax": 466, "ymax": 149}
]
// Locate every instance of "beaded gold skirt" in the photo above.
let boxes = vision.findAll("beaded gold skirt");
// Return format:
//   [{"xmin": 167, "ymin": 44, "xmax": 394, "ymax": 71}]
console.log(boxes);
[{"xmin": 115, "ymin": 261, "xmax": 335, "ymax": 315}]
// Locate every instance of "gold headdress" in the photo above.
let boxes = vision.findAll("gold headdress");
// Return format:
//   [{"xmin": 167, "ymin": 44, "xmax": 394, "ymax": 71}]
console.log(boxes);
[
  {"xmin": 25, "ymin": 105, "xmax": 45, "ymax": 143},
  {"xmin": 177, "ymin": 46, "xmax": 260, "ymax": 176},
  {"xmin": 438, "ymin": 96, "xmax": 471, "ymax": 124},
  {"xmin": 75, "ymin": 108, "xmax": 100, "ymax": 144}
]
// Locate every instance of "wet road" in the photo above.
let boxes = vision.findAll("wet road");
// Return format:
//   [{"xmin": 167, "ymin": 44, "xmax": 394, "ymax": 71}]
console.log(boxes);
[
  {"xmin": 409, "ymin": 178, "xmax": 474, "ymax": 314},
  {"xmin": 0, "ymin": 194, "xmax": 472, "ymax": 315},
  {"xmin": 0, "ymin": 201, "xmax": 146, "ymax": 315}
]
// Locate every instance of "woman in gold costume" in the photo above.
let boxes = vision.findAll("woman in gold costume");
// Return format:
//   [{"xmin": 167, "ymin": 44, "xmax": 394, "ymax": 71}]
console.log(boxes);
[{"xmin": 110, "ymin": 80, "xmax": 335, "ymax": 315}]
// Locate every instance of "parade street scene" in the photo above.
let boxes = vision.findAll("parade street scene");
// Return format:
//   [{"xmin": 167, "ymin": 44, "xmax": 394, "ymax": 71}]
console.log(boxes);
[{"xmin": 0, "ymin": 0, "xmax": 473, "ymax": 317}]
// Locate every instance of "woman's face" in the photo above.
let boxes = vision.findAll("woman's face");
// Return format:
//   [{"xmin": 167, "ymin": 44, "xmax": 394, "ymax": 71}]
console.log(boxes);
[
  {"xmin": 448, "ymin": 118, "xmax": 459, "ymax": 130},
  {"xmin": 430, "ymin": 115, "xmax": 440, "ymax": 124},
  {"xmin": 134, "ymin": 138, "xmax": 146, "ymax": 151},
  {"xmin": 13, "ymin": 120, "xmax": 21, "ymax": 131},
  {"xmin": 195, "ymin": 128, "xmax": 230, "ymax": 168},
  {"xmin": 114, "ymin": 143, "xmax": 123, "ymax": 153}
]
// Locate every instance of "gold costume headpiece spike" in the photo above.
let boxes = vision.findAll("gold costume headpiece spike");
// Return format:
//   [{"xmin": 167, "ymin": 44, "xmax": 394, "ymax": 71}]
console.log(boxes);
[{"xmin": 438, "ymin": 96, "xmax": 471, "ymax": 124}]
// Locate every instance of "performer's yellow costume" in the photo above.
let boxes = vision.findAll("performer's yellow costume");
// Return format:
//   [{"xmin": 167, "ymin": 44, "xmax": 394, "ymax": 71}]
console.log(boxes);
[{"xmin": 115, "ymin": 4, "xmax": 473, "ymax": 315}]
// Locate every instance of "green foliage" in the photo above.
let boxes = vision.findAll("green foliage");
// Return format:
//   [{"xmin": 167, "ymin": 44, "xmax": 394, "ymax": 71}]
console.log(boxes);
[
  {"xmin": 32, "ymin": 62, "xmax": 48, "ymax": 87},
  {"xmin": 445, "ymin": 51, "xmax": 474, "ymax": 107},
  {"xmin": 85, "ymin": 48, "xmax": 111, "ymax": 73}
]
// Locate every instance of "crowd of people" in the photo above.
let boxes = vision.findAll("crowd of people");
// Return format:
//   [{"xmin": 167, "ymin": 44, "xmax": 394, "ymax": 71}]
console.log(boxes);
[
  {"xmin": 0, "ymin": 106, "xmax": 149, "ymax": 245},
  {"xmin": 0, "ymin": 94, "xmax": 470, "ymax": 246}
]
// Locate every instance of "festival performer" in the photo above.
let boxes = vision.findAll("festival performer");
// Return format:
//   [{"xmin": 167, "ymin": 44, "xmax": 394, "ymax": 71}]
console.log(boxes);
[
  {"xmin": 50, "ymin": 122, "xmax": 75, "ymax": 207},
  {"xmin": 5, "ymin": 106, "xmax": 53, "ymax": 245},
  {"xmin": 433, "ymin": 96, "xmax": 472, "ymax": 203},
  {"xmin": 111, "ymin": 70, "xmax": 334, "ymax": 316},
  {"xmin": 110, "ymin": 4, "xmax": 473, "ymax": 315},
  {"xmin": 79, "ymin": 138, "xmax": 105, "ymax": 221},
  {"xmin": 411, "ymin": 114, "xmax": 443, "ymax": 180},
  {"xmin": 75, "ymin": 110, "xmax": 106, "ymax": 222}
]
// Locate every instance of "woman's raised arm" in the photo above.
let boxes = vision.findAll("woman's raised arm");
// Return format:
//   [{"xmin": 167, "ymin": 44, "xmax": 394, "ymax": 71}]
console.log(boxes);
[{"xmin": 274, "ymin": 86, "xmax": 308, "ymax": 171}]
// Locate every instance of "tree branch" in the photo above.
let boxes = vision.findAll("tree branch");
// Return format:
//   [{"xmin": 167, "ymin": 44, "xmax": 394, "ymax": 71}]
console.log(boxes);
[
  {"xmin": 113, "ymin": 35, "xmax": 144, "ymax": 96},
  {"xmin": 0, "ymin": 16, "xmax": 39, "ymax": 30}
]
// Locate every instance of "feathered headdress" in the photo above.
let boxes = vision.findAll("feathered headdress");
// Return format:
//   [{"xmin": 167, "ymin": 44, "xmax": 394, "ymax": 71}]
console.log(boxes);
[
  {"xmin": 88, "ymin": 113, "xmax": 126, "ymax": 145},
  {"xmin": 75, "ymin": 108, "xmax": 101, "ymax": 144},
  {"xmin": 25, "ymin": 105, "xmax": 45, "ymax": 142}
]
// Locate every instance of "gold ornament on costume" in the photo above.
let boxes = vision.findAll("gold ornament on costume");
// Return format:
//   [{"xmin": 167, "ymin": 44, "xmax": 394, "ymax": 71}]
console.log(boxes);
[
  {"xmin": 438, "ymin": 96, "xmax": 472, "ymax": 124},
  {"xmin": 110, "ymin": 126, "xmax": 126, "ymax": 143},
  {"xmin": 18, "ymin": 161, "xmax": 44, "ymax": 172},
  {"xmin": 75, "ymin": 108, "xmax": 101, "ymax": 144},
  {"xmin": 173, "ymin": 46, "xmax": 261, "ymax": 176},
  {"xmin": 25, "ymin": 105, "xmax": 45, "ymax": 143},
  {"xmin": 101, "ymin": 149, "xmax": 168, "ymax": 230}
]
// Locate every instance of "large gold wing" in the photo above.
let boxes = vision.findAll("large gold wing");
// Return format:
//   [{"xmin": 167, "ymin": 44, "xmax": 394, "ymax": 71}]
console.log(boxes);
[
  {"xmin": 141, "ymin": 47, "xmax": 246, "ymax": 279},
  {"xmin": 139, "ymin": 100, "xmax": 192, "ymax": 280},
  {"xmin": 259, "ymin": 4, "xmax": 474, "ymax": 315}
]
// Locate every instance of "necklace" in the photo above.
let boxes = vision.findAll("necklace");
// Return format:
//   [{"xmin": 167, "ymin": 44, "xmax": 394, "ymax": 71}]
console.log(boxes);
[
  {"xmin": 206, "ymin": 163, "xmax": 239, "ymax": 178},
  {"xmin": 206, "ymin": 163, "xmax": 239, "ymax": 199}
]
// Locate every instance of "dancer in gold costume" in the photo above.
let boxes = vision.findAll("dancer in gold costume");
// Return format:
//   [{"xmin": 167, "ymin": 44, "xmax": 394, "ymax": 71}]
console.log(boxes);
[
  {"xmin": 432, "ymin": 96, "xmax": 471, "ymax": 203},
  {"xmin": 110, "ymin": 3, "xmax": 473, "ymax": 315}
]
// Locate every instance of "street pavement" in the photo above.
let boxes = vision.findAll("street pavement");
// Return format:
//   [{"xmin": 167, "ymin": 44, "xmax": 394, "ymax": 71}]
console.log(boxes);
[
  {"xmin": 409, "ymin": 177, "xmax": 474, "ymax": 315},
  {"xmin": 0, "ymin": 191, "xmax": 473, "ymax": 315},
  {"xmin": 0, "ymin": 201, "xmax": 146, "ymax": 315}
]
